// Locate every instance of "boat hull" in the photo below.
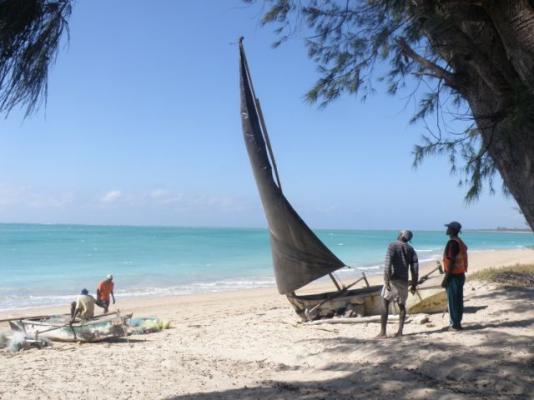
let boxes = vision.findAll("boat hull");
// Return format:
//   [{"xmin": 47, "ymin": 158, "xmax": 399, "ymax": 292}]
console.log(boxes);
[
  {"xmin": 288, "ymin": 284, "xmax": 447, "ymax": 321},
  {"xmin": 9, "ymin": 314, "xmax": 131, "ymax": 342}
]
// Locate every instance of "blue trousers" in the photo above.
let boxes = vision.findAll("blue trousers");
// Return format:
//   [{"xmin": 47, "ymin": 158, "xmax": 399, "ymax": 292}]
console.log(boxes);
[{"xmin": 447, "ymin": 273, "xmax": 465, "ymax": 328}]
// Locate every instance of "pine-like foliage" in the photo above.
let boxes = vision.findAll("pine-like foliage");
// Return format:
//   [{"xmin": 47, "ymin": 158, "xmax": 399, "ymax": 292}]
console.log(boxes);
[
  {"xmin": 0, "ymin": 0, "xmax": 72, "ymax": 116},
  {"xmin": 247, "ymin": 0, "xmax": 534, "ymax": 205}
]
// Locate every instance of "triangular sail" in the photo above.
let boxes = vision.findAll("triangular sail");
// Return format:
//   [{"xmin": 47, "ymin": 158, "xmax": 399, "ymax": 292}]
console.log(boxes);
[{"xmin": 239, "ymin": 40, "xmax": 345, "ymax": 295}]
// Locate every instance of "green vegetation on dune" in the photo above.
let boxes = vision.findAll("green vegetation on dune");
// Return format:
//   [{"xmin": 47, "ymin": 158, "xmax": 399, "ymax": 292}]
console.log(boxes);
[{"xmin": 470, "ymin": 265, "xmax": 534, "ymax": 287}]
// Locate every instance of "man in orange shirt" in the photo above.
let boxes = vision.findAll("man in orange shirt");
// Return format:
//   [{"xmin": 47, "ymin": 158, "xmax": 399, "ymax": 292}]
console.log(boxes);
[
  {"xmin": 96, "ymin": 274, "xmax": 115, "ymax": 314},
  {"xmin": 441, "ymin": 221, "xmax": 468, "ymax": 330}
]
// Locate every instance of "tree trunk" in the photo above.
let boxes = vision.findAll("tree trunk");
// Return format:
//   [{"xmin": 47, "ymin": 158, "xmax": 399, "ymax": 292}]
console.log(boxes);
[
  {"xmin": 472, "ymin": 1, "xmax": 534, "ymax": 229},
  {"xmin": 489, "ymin": 128, "xmax": 534, "ymax": 230},
  {"xmin": 419, "ymin": 1, "xmax": 534, "ymax": 229},
  {"xmin": 486, "ymin": 0, "xmax": 534, "ymax": 91},
  {"xmin": 470, "ymin": 97, "xmax": 534, "ymax": 230}
]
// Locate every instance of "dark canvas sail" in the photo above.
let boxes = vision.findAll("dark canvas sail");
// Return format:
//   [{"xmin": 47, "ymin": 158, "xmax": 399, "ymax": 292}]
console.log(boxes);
[{"xmin": 239, "ymin": 41, "xmax": 345, "ymax": 295}]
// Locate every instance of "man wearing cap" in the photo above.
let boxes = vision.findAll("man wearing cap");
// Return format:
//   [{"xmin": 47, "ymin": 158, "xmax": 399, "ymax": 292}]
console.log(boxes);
[
  {"xmin": 377, "ymin": 230, "xmax": 419, "ymax": 338},
  {"xmin": 442, "ymin": 221, "xmax": 468, "ymax": 330},
  {"xmin": 96, "ymin": 274, "xmax": 115, "ymax": 314},
  {"xmin": 70, "ymin": 288, "xmax": 96, "ymax": 321}
]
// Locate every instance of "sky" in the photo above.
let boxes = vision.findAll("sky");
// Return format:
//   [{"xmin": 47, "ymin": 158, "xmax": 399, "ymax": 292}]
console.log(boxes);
[{"xmin": 0, "ymin": 0, "xmax": 526, "ymax": 230}]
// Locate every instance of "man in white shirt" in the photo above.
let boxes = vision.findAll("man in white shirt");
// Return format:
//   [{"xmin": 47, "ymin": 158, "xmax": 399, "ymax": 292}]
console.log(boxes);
[{"xmin": 70, "ymin": 288, "xmax": 96, "ymax": 321}]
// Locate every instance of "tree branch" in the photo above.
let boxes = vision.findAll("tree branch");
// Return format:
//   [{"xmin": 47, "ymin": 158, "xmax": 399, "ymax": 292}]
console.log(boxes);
[{"xmin": 396, "ymin": 37, "xmax": 460, "ymax": 91}]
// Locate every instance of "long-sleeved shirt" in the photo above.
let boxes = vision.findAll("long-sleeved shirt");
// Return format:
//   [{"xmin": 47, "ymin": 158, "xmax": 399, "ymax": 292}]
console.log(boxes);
[
  {"xmin": 384, "ymin": 240, "xmax": 419, "ymax": 284},
  {"xmin": 75, "ymin": 294, "xmax": 95, "ymax": 319}
]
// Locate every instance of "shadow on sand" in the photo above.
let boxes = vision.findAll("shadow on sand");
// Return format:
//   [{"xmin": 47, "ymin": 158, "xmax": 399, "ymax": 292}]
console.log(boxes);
[{"xmin": 166, "ymin": 287, "xmax": 533, "ymax": 400}]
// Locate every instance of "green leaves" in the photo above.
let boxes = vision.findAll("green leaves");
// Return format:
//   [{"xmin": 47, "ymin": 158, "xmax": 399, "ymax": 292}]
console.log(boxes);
[
  {"xmin": 0, "ymin": 0, "xmax": 72, "ymax": 116},
  {"xmin": 251, "ymin": 0, "xmax": 509, "ymax": 201}
]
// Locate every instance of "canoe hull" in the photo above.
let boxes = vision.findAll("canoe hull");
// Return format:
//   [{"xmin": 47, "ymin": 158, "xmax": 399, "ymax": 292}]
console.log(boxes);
[
  {"xmin": 9, "ymin": 314, "xmax": 131, "ymax": 342},
  {"xmin": 287, "ymin": 286, "xmax": 383, "ymax": 321},
  {"xmin": 288, "ymin": 284, "xmax": 447, "ymax": 321}
]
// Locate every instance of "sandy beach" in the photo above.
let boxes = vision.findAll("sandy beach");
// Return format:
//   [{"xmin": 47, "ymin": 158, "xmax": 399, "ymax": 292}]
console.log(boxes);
[{"xmin": 1, "ymin": 247, "xmax": 534, "ymax": 399}]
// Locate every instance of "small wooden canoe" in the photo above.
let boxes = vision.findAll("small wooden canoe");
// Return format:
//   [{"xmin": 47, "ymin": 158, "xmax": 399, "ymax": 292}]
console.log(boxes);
[
  {"xmin": 287, "ymin": 285, "xmax": 383, "ymax": 321},
  {"xmin": 288, "ymin": 277, "xmax": 447, "ymax": 321},
  {"xmin": 9, "ymin": 312, "xmax": 132, "ymax": 342}
]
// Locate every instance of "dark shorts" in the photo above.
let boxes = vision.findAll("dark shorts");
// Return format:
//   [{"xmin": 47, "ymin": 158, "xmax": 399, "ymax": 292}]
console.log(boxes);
[{"xmin": 95, "ymin": 299, "xmax": 110, "ymax": 309}]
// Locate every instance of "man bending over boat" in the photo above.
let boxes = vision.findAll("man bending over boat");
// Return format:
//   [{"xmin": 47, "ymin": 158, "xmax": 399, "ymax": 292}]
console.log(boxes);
[
  {"xmin": 377, "ymin": 230, "xmax": 419, "ymax": 338},
  {"xmin": 71, "ymin": 288, "xmax": 96, "ymax": 321},
  {"xmin": 96, "ymin": 274, "xmax": 115, "ymax": 314}
]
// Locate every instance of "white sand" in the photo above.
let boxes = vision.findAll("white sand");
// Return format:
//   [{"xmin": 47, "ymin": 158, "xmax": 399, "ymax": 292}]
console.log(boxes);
[{"xmin": 1, "ymin": 248, "xmax": 533, "ymax": 399}]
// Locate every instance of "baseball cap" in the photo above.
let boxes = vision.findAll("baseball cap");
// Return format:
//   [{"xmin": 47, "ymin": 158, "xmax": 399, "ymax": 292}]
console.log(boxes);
[{"xmin": 445, "ymin": 221, "xmax": 462, "ymax": 232}]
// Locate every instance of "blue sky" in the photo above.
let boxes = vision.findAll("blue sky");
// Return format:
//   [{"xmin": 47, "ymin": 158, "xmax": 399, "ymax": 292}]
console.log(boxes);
[{"xmin": 0, "ymin": 0, "xmax": 525, "ymax": 229}]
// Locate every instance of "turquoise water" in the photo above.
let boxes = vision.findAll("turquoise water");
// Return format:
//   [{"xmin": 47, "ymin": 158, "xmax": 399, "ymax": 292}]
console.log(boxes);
[{"xmin": 1, "ymin": 224, "xmax": 533, "ymax": 311}]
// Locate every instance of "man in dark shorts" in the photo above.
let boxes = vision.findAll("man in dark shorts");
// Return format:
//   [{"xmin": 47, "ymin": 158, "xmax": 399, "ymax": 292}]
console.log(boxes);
[
  {"xmin": 442, "ymin": 221, "xmax": 468, "ymax": 330},
  {"xmin": 96, "ymin": 274, "xmax": 115, "ymax": 314},
  {"xmin": 377, "ymin": 230, "xmax": 419, "ymax": 338}
]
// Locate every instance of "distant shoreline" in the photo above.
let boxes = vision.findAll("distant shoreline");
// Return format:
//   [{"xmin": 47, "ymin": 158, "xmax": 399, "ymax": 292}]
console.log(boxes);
[
  {"xmin": 495, "ymin": 228, "xmax": 532, "ymax": 233},
  {"xmin": 0, "ymin": 222, "xmax": 531, "ymax": 232}
]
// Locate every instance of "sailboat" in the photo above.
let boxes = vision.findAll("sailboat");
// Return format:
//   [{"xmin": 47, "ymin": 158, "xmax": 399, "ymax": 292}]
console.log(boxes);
[{"xmin": 239, "ymin": 39, "xmax": 446, "ymax": 321}]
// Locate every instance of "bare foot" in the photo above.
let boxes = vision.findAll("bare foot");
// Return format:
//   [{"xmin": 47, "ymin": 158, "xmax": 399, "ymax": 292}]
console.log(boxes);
[{"xmin": 375, "ymin": 332, "xmax": 387, "ymax": 339}]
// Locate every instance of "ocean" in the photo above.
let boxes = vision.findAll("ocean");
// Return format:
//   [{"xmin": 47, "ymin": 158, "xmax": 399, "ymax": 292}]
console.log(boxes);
[{"xmin": 1, "ymin": 224, "xmax": 533, "ymax": 311}]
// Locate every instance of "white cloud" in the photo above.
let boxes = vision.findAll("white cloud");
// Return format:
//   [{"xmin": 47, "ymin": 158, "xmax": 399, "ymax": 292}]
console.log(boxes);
[
  {"xmin": 147, "ymin": 189, "xmax": 183, "ymax": 205},
  {"xmin": 139, "ymin": 189, "xmax": 254, "ymax": 213},
  {"xmin": 100, "ymin": 190, "xmax": 123, "ymax": 204},
  {"xmin": 149, "ymin": 189, "xmax": 168, "ymax": 199},
  {"xmin": 0, "ymin": 185, "xmax": 75, "ymax": 209},
  {"xmin": 0, "ymin": 185, "xmax": 261, "ymax": 226}
]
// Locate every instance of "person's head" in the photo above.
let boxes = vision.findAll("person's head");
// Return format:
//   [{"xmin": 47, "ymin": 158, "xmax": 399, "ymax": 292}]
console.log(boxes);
[
  {"xmin": 81, "ymin": 288, "xmax": 89, "ymax": 295},
  {"xmin": 445, "ymin": 221, "xmax": 462, "ymax": 236},
  {"xmin": 397, "ymin": 230, "xmax": 413, "ymax": 243},
  {"xmin": 106, "ymin": 274, "xmax": 113, "ymax": 282}
]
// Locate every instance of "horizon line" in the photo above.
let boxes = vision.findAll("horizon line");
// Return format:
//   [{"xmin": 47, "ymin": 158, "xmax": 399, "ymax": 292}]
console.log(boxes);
[{"xmin": 0, "ymin": 221, "xmax": 530, "ymax": 232}]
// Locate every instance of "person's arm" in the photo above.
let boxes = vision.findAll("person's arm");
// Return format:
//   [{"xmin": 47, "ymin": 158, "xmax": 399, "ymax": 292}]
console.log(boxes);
[
  {"xmin": 111, "ymin": 289, "xmax": 115, "ymax": 304},
  {"xmin": 71, "ymin": 300, "xmax": 80, "ymax": 321},
  {"xmin": 384, "ymin": 244, "xmax": 393, "ymax": 290},
  {"xmin": 96, "ymin": 288, "xmax": 101, "ymax": 301},
  {"xmin": 410, "ymin": 248, "xmax": 419, "ymax": 294}
]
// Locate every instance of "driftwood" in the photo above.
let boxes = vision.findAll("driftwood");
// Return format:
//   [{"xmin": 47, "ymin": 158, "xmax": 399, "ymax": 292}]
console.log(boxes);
[
  {"xmin": 305, "ymin": 312, "xmax": 433, "ymax": 325},
  {"xmin": 305, "ymin": 315, "xmax": 402, "ymax": 325}
]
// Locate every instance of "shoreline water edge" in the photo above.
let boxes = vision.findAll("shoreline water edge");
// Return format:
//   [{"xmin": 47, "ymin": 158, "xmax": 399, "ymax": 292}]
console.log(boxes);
[
  {"xmin": 1, "ymin": 224, "xmax": 533, "ymax": 312},
  {"xmin": 1, "ymin": 246, "xmax": 534, "ymax": 318}
]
